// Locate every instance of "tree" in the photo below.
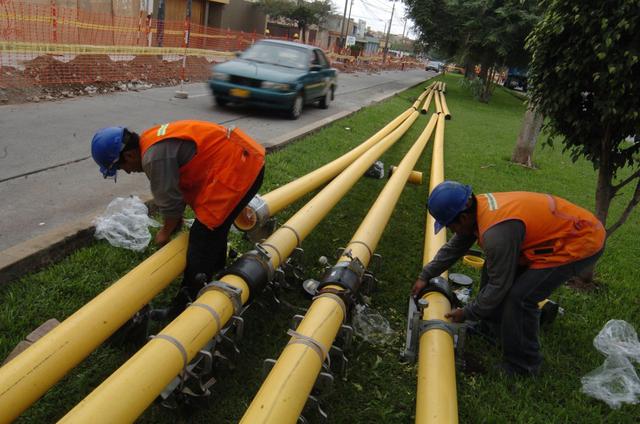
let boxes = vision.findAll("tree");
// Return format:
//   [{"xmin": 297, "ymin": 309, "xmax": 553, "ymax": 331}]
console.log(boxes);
[
  {"xmin": 511, "ymin": 104, "xmax": 543, "ymax": 167},
  {"xmin": 259, "ymin": 0, "xmax": 333, "ymax": 44},
  {"xmin": 405, "ymin": 0, "xmax": 538, "ymax": 102},
  {"xmin": 526, "ymin": 0, "xmax": 640, "ymax": 235}
]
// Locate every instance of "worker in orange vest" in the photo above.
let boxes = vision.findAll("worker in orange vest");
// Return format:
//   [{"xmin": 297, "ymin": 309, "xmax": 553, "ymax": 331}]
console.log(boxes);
[
  {"xmin": 91, "ymin": 120, "xmax": 265, "ymax": 319},
  {"xmin": 412, "ymin": 181, "xmax": 606, "ymax": 376}
]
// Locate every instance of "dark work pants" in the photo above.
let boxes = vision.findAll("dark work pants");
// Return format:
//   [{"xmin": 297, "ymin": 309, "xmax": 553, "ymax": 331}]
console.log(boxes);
[
  {"xmin": 480, "ymin": 248, "xmax": 604, "ymax": 374},
  {"xmin": 181, "ymin": 167, "xmax": 264, "ymax": 298}
]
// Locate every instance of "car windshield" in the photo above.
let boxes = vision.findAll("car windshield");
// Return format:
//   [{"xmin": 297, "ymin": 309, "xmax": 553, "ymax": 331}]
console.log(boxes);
[{"xmin": 241, "ymin": 43, "xmax": 309, "ymax": 70}]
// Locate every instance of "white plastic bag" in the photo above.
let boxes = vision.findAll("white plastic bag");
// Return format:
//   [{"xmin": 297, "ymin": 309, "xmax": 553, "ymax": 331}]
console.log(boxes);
[
  {"xmin": 582, "ymin": 320, "xmax": 640, "ymax": 409},
  {"xmin": 352, "ymin": 304, "xmax": 396, "ymax": 346},
  {"xmin": 594, "ymin": 320, "xmax": 640, "ymax": 362},
  {"xmin": 94, "ymin": 196, "xmax": 160, "ymax": 251},
  {"xmin": 581, "ymin": 354, "xmax": 640, "ymax": 409}
]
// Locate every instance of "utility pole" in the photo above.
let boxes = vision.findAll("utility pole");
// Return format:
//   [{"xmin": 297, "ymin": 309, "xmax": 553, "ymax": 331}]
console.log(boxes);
[
  {"xmin": 382, "ymin": 0, "xmax": 396, "ymax": 65},
  {"xmin": 401, "ymin": 17, "xmax": 407, "ymax": 43},
  {"xmin": 339, "ymin": 0, "xmax": 349, "ymax": 50},
  {"xmin": 400, "ymin": 16, "xmax": 407, "ymax": 56},
  {"xmin": 346, "ymin": 0, "xmax": 354, "ymax": 43}
]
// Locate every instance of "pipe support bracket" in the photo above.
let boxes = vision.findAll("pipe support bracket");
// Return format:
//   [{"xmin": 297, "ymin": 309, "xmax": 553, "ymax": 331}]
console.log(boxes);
[
  {"xmin": 286, "ymin": 328, "xmax": 329, "ymax": 362},
  {"xmin": 149, "ymin": 334, "xmax": 189, "ymax": 370},
  {"xmin": 313, "ymin": 292, "xmax": 347, "ymax": 322},
  {"xmin": 189, "ymin": 302, "xmax": 222, "ymax": 331},
  {"xmin": 198, "ymin": 280, "xmax": 243, "ymax": 316},
  {"xmin": 418, "ymin": 319, "xmax": 464, "ymax": 338}
]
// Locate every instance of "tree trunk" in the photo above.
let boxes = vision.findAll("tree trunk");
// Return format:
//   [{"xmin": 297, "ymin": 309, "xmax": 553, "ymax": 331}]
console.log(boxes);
[
  {"xmin": 595, "ymin": 126, "xmax": 613, "ymax": 226},
  {"xmin": 478, "ymin": 64, "xmax": 491, "ymax": 103},
  {"xmin": 576, "ymin": 126, "xmax": 614, "ymax": 284},
  {"xmin": 464, "ymin": 60, "xmax": 475, "ymax": 79},
  {"xmin": 300, "ymin": 24, "xmax": 306, "ymax": 43},
  {"xmin": 511, "ymin": 105, "xmax": 544, "ymax": 167}
]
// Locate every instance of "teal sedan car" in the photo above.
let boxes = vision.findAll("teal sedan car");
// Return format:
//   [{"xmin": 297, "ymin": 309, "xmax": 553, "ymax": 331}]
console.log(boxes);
[{"xmin": 209, "ymin": 40, "xmax": 338, "ymax": 119}]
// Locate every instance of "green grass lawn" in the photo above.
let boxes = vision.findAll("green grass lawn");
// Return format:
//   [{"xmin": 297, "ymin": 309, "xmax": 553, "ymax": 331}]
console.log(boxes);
[{"xmin": 2, "ymin": 74, "xmax": 639, "ymax": 423}]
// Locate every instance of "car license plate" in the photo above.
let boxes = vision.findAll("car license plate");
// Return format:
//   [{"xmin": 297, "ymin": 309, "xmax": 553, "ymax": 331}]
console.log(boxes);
[{"xmin": 230, "ymin": 88, "xmax": 250, "ymax": 98}]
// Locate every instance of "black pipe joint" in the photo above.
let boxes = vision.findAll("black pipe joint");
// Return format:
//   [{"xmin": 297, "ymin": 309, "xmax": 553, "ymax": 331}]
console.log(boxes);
[
  {"xmin": 216, "ymin": 250, "xmax": 272, "ymax": 303},
  {"xmin": 417, "ymin": 276, "xmax": 457, "ymax": 306},
  {"xmin": 316, "ymin": 257, "xmax": 366, "ymax": 307}
]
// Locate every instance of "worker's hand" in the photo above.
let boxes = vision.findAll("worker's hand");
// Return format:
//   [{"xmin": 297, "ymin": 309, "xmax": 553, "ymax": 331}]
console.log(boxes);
[
  {"xmin": 155, "ymin": 228, "xmax": 172, "ymax": 247},
  {"xmin": 155, "ymin": 216, "xmax": 183, "ymax": 247},
  {"xmin": 445, "ymin": 308, "xmax": 465, "ymax": 323},
  {"xmin": 411, "ymin": 278, "xmax": 427, "ymax": 297}
]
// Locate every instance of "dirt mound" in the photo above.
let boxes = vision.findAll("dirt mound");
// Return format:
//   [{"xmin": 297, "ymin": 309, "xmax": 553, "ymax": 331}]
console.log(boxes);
[{"xmin": 0, "ymin": 53, "xmax": 422, "ymax": 105}]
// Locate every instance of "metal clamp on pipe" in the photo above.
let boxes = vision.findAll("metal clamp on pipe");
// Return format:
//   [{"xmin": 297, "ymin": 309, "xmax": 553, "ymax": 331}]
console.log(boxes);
[
  {"xmin": 316, "ymin": 257, "xmax": 366, "ymax": 308},
  {"xmin": 198, "ymin": 281, "xmax": 244, "ymax": 316},
  {"xmin": 417, "ymin": 276, "xmax": 457, "ymax": 306},
  {"xmin": 216, "ymin": 247, "xmax": 274, "ymax": 303},
  {"xmin": 419, "ymin": 319, "xmax": 464, "ymax": 338}
]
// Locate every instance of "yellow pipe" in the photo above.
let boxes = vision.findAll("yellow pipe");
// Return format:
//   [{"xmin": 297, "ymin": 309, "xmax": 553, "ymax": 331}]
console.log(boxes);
[
  {"xmin": 421, "ymin": 89, "xmax": 435, "ymax": 115},
  {"xmin": 240, "ymin": 295, "xmax": 345, "ymax": 424},
  {"xmin": 59, "ymin": 274, "xmax": 248, "ymax": 424},
  {"xmin": 0, "ymin": 233, "xmax": 188, "ymax": 424},
  {"xmin": 416, "ymin": 113, "xmax": 458, "ymax": 423},
  {"xmin": 235, "ymin": 90, "xmax": 429, "ymax": 231},
  {"xmin": 440, "ymin": 91, "xmax": 452, "ymax": 120},
  {"xmin": 0, "ymin": 88, "xmax": 431, "ymax": 422},
  {"xmin": 60, "ymin": 102, "xmax": 425, "ymax": 424},
  {"xmin": 241, "ymin": 114, "xmax": 439, "ymax": 424},
  {"xmin": 434, "ymin": 89, "xmax": 443, "ymax": 114},
  {"xmin": 259, "ymin": 109, "xmax": 423, "ymax": 267}
]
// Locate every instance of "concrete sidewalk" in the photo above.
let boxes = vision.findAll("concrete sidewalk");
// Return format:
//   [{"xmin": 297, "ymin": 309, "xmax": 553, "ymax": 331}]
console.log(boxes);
[{"xmin": 0, "ymin": 70, "xmax": 433, "ymax": 285}]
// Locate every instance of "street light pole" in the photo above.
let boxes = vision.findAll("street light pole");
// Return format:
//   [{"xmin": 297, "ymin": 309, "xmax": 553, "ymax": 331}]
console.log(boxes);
[{"xmin": 382, "ymin": 0, "xmax": 396, "ymax": 65}]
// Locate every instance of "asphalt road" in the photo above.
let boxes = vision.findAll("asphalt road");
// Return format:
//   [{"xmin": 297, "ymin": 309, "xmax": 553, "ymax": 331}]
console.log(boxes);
[{"xmin": 0, "ymin": 68, "xmax": 435, "ymax": 251}]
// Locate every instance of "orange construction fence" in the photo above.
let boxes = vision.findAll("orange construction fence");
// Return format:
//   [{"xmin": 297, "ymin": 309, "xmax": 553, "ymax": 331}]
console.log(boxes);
[{"xmin": 0, "ymin": 1, "xmax": 420, "ymax": 93}]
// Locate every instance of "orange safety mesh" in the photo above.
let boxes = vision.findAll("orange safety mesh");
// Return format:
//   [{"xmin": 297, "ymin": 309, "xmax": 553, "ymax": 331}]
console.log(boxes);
[
  {"xmin": 0, "ymin": 0, "xmax": 422, "ymax": 96},
  {"xmin": 0, "ymin": 1, "xmax": 269, "ymax": 90}
]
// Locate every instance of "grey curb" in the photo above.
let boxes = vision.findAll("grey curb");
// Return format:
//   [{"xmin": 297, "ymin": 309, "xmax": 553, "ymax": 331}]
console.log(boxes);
[{"xmin": 0, "ymin": 77, "xmax": 428, "ymax": 286}]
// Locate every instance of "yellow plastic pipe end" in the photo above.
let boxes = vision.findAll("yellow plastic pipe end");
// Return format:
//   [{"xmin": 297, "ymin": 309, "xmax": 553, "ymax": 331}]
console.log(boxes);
[
  {"xmin": 389, "ymin": 165, "xmax": 423, "ymax": 185},
  {"xmin": 462, "ymin": 255, "xmax": 484, "ymax": 269},
  {"xmin": 234, "ymin": 205, "xmax": 258, "ymax": 231}
]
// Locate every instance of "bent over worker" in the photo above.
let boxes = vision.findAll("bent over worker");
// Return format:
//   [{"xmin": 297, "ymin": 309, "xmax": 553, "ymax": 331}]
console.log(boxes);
[
  {"xmin": 91, "ymin": 120, "xmax": 265, "ymax": 319},
  {"xmin": 412, "ymin": 181, "xmax": 605, "ymax": 376}
]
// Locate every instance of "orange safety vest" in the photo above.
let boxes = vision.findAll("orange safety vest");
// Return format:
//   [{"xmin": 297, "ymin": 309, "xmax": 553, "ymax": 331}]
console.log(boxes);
[
  {"xmin": 139, "ymin": 120, "xmax": 265, "ymax": 229},
  {"xmin": 476, "ymin": 192, "xmax": 605, "ymax": 269}
]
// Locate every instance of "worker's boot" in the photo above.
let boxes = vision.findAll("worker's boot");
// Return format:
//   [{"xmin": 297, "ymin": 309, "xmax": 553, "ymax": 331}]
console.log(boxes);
[
  {"xmin": 148, "ymin": 287, "xmax": 194, "ymax": 322},
  {"xmin": 148, "ymin": 274, "xmax": 208, "ymax": 322}
]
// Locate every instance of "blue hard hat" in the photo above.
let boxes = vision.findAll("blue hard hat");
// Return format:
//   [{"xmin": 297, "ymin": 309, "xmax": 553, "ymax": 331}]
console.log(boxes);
[
  {"xmin": 427, "ymin": 181, "xmax": 472, "ymax": 234},
  {"xmin": 91, "ymin": 127, "xmax": 125, "ymax": 178}
]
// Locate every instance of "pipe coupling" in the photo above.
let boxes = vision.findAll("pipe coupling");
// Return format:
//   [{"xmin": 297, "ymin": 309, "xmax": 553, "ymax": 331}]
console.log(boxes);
[
  {"xmin": 316, "ymin": 257, "xmax": 366, "ymax": 308},
  {"xmin": 217, "ymin": 247, "xmax": 274, "ymax": 303}
]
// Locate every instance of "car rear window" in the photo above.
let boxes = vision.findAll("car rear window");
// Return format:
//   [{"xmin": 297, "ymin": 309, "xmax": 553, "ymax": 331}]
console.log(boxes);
[{"xmin": 242, "ymin": 43, "xmax": 309, "ymax": 70}]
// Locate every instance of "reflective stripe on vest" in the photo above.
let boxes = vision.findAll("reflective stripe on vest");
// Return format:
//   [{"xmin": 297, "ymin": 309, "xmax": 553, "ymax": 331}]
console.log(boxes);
[
  {"xmin": 477, "ymin": 192, "xmax": 605, "ymax": 269},
  {"xmin": 140, "ymin": 120, "xmax": 265, "ymax": 228}
]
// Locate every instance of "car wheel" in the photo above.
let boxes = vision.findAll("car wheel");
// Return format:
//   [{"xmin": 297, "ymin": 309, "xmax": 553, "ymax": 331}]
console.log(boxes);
[
  {"xmin": 215, "ymin": 96, "xmax": 228, "ymax": 107},
  {"xmin": 319, "ymin": 88, "xmax": 332, "ymax": 109},
  {"xmin": 289, "ymin": 93, "xmax": 303, "ymax": 120}
]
